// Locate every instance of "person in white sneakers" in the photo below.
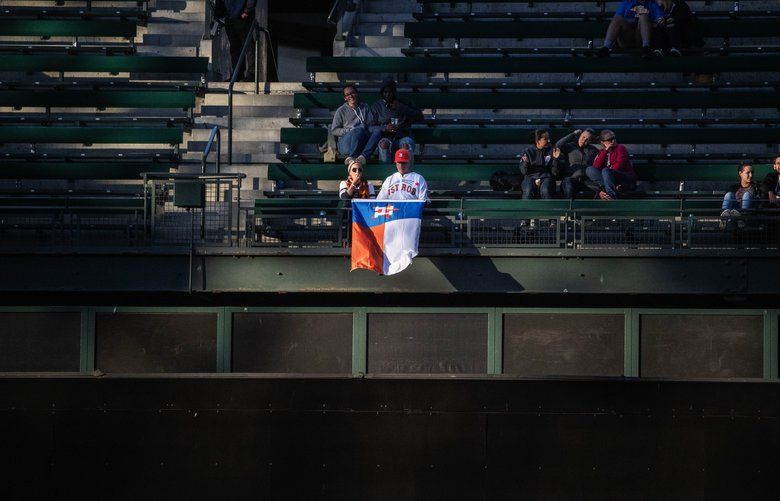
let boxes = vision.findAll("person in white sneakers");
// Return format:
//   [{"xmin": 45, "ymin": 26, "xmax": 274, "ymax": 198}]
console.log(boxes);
[{"xmin": 376, "ymin": 148, "xmax": 428, "ymax": 201}]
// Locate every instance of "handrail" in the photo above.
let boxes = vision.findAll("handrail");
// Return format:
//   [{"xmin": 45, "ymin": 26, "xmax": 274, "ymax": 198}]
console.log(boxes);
[
  {"xmin": 227, "ymin": 19, "xmax": 279, "ymax": 165},
  {"xmin": 201, "ymin": 125, "xmax": 221, "ymax": 174}
]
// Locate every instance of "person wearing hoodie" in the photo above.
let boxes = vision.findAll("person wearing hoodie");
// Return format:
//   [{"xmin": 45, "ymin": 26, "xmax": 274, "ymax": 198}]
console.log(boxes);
[
  {"xmin": 369, "ymin": 77, "xmax": 424, "ymax": 164},
  {"xmin": 520, "ymin": 129, "xmax": 558, "ymax": 199},
  {"xmin": 216, "ymin": 0, "xmax": 257, "ymax": 81},
  {"xmin": 552, "ymin": 128, "xmax": 600, "ymax": 199}
]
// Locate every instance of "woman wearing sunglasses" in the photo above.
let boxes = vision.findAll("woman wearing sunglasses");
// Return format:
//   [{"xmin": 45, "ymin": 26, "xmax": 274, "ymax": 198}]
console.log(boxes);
[{"xmin": 339, "ymin": 157, "xmax": 375, "ymax": 200}]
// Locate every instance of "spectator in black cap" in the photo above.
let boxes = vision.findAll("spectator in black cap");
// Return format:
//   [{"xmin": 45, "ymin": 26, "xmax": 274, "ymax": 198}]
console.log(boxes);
[{"xmin": 217, "ymin": 0, "xmax": 256, "ymax": 81}]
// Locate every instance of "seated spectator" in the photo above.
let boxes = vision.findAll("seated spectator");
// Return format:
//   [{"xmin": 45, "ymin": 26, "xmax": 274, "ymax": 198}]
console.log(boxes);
[
  {"xmin": 652, "ymin": 0, "xmax": 702, "ymax": 57},
  {"xmin": 339, "ymin": 157, "xmax": 375, "ymax": 200},
  {"xmin": 376, "ymin": 149, "xmax": 428, "ymax": 201},
  {"xmin": 331, "ymin": 85, "xmax": 381, "ymax": 164},
  {"xmin": 721, "ymin": 162, "xmax": 757, "ymax": 217},
  {"xmin": 760, "ymin": 155, "xmax": 780, "ymax": 208},
  {"xmin": 370, "ymin": 77, "xmax": 424, "ymax": 164},
  {"xmin": 586, "ymin": 130, "xmax": 637, "ymax": 200},
  {"xmin": 552, "ymin": 128, "xmax": 599, "ymax": 199},
  {"xmin": 520, "ymin": 129, "xmax": 557, "ymax": 200},
  {"xmin": 596, "ymin": 0, "xmax": 665, "ymax": 59}
]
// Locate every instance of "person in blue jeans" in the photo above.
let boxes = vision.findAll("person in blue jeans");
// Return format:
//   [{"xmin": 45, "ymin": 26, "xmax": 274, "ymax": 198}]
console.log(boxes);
[
  {"xmin": 520, "ymin": 129, "xmax": 557, "ymax": 199},
  {"xmin": 369, "ymin": 77, "xmax": 424, "ymax": 163},
  {"xmin": 721, "ymin": 162, "xmax": 757, "ymax": 217},
  {"xmin": 330, "ymin": 85, "xmax": 383, "ymax": 163}
]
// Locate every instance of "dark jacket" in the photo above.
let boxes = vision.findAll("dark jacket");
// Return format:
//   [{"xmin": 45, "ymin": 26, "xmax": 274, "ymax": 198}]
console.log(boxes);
[
  {"xmin": 520, "ymin": 145, "xmax": 554, "ymax": 179},
  {"xmin": 369, "ymin": 77, "xmax": 424, "ymax": 137},
  {"xmin": 552, "ymin": 130, "xmax": 599, "ymax": 177},
  {"xmin": 220, "ymin": 0, "xmax": 256, "ymax": 20}
]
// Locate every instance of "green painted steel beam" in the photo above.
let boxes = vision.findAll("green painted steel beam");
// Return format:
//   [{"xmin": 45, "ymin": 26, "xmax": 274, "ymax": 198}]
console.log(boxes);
[
  {"xmin": 0, "ymin": 125, "xmax": 183, "ymax": 144},
  {"xmin": 0, "ymin": 90, "xmax": 196, "ymax": 108},
  {"xmin": 0, "ymin": 54, "xmax": 209, "ymax": 73},
  {"xmin": 281, "ymin": 126, "xmax": 780, "ymax": 145},
  {"xmin": 0, "ymin": 19, "xmax": 137, "ymax": 37},
  {"xmin": 352, "ymin": 308, "xmax": 367, "ymax": 375},
  {"xmin": 294, "ymin": 90, "xmax": 780, "ymax": 110},
  {"xmin": 307, "ymin": 55, "xmax": 780, "ymax": 74}
]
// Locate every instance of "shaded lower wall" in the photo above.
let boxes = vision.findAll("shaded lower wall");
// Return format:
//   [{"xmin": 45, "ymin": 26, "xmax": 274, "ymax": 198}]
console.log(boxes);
[{"xmin": 2, "ymin": 377, "xmax": 779, "ymax": 500}]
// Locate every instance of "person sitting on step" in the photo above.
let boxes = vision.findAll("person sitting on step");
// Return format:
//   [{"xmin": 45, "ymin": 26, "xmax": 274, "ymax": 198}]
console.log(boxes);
[
  {"xmin": 331, "ymin": 85, "xmax": 383, "ymax": 165},
  {"xmin": 596, "ymin": 0, "xmax": 665, "ymax": 60},
  {"xmin": 520, "ymin": 129, "xmax": 557, "ymax": 200},
  {"xmin": 369, "ymin": 77, "xmax": 424, "ymax": 164},
  {"xmin": 721, "ymin": 162, "xmax": 758, "ymax": 217}
]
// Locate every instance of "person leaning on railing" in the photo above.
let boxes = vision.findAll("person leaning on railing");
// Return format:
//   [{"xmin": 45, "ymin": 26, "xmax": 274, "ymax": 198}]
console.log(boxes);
[
  {"xmin": 586, "ymin": 129, "xmax": 637, "ymax": 200},
  {"xmin": 760, "ymin": 155, "xmax": 780, "ymax": 208},
  {"xmin": 340, "ymin": 156, "xmax": 375, "ymax": 200}
]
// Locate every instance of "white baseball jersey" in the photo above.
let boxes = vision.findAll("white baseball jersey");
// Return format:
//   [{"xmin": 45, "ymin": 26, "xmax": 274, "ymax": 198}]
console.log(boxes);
[{"xmin": 376, "ymin": 172, "xmax": 428, "ymax": 201}]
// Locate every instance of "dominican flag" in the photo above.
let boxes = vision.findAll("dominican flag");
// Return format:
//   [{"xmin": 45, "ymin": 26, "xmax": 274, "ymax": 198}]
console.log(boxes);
[{"xmin": 351, "ymin": 200, "xmax": 425, "ymax": 275}]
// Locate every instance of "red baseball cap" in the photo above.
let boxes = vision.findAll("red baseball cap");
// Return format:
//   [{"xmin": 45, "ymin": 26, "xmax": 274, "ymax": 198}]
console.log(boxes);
[{"xmin": 394, "ymin": 148, "xmax": 411, "ymax": 163}]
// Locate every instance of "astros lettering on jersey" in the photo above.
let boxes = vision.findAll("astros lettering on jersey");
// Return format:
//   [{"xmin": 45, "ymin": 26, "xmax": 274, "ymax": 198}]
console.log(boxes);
[{"xmin": 376, "ymin": 172, "xmax": 428, "ymax": 201}]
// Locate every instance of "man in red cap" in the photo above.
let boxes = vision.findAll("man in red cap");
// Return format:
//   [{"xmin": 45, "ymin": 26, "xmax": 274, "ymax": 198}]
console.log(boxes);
[{"xmin": 376, "ymin": 148, "xmax": 428, "ymax": 201}]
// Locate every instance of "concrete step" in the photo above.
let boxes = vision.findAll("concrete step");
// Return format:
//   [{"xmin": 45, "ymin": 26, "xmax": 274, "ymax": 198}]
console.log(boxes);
[
  {"xmin": 142, "ymin": 33, "xmax": 203, "ymax": 47},
  {"xmin": 361, "ymin": 0, "xmax": 418, "ymax": 14},
  {"xmin": 202, "ymin": 93, "xmax": 294, "ymax": 106},
  {"xmin": 354, "ymin": 22, "xmax": 406, "ymax": 37},
  {"xmin": 154, "ymin": 0, "xmax": 205, "ymax": 13},
  {"xmin": 190, "ymin": 128, "xmax": 282, "ymax": 142},
  {"xmin": 199, "ymin": 105, "xmax": 294, "ymax": 118},
  {"xmin": 136, "ymin": 45, "xmax": 199, "ymax": 57},
  {"xmin": 349, "ymin": 35, "xmax": 409, "ymax": 48},
  {"xmin": 194, "ymin": 117, "xmax": 293, "ymax": 129},
  {"xmin": 207, "ymin": 82, "xmax": 306, "ymax": 93}
]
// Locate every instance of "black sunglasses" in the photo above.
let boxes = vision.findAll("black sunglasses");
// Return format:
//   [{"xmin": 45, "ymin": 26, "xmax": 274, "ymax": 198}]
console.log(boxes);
[{"xmin": 351, "ymin": 167, "xmax": 363, "ymax": 172}]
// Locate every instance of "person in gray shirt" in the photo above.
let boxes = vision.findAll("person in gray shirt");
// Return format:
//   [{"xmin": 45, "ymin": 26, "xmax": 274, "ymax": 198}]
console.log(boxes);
[
  {"xmin": 330, "ymin": 85, "xmax": 383, "ymax": 164},
  {"xmin": 552, "ymin": 128, "xmax": 600, "ymax": 199}
]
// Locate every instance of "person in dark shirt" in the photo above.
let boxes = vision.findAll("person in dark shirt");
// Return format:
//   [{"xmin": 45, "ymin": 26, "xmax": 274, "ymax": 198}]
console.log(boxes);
[
  {"xmin": 721, "ymin": 162, "xmax": 758, "ymax": 217},
  {"xmin": 217, "ymin": 0, "xmax": 257, "ymax": 82},
  {"xmin": 369, "ymin": 77, "xmax": 424, "ymax": 164},
  {"xmin": 760, "ymin": 155, "xmax": 780, "ymax": 208},
  {"xmin": 552, "ymin": 128, "xmax": 599, "ymax": 199},
  {"xmin": 652, "ymin": 0, "xmax": 702, "ymax": 57},
  {"xmin": 520, "ymin": 129, "xmax": 557, "ymax": 199}
]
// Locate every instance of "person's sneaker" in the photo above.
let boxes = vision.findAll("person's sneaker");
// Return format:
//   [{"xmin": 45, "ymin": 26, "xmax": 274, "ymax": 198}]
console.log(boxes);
[
  {"xmin": 344, "ymin": 156, "xmax": 355, "ymax": 166},
  {"xmin": 720, "ymin": 209, "xmax": 731, "ymax": 218},
  {"xmin": 596, "ymin": 46, "xmax": 611, "ymax": 58},
  {"xmin": 730, "ymin": 209, "xmax": 742, "ymax": 217},
  {"xmin": 653, "ymin": 48, "xmax": 664, "ymax": 58},
  {"xmin": 598, "ymin": 191, "xmax": 613, "ymax": 200},
  {"xmin": 668, "ymin": 47, "xmax": 682, "ymax": 57},
  {"xmin": 641, "ymin": 46, "xmax": 653, "ymax": 60}
]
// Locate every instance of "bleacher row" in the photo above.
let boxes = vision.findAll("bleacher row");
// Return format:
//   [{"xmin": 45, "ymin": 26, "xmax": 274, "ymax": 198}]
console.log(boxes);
[
  {"xmin": 278, "ymin": 0, "xmax": 780, "ymax": 201},
  {"xmin": 0, "ymin": 0, "xmax": 209, "ymax": 244}
]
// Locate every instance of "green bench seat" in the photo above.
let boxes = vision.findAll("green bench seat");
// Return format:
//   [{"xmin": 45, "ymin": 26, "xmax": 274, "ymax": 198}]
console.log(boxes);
[
  {"xmin": 307, "ymin": 55, "xmax": 780, "ymax": 75},
  {"xmin": 0, "ymin": 19, "xmax": 137, "ymax": 37},
  {"xmin": 294, "ymin": 90, "xmax": 780, "ymax": 110},
  {"xmin": 0, "ymin": 160, "xmax": 174, "ymax": 179},
  {"xmin": 0, "ymin": 54, "xmax": 209, "ymax": 74},
  {"xmin": 0, "ymin": 90, "xmax": 196, "ymax": 108},
  {"xmin": 0, "ymin": 125, "xmax": 183, "ymax": 144},
  {"xmin": 280, "ymin": 126, "xmax": 780, "ymax": 146},
  {"xmin": 267, "ymin": 162, "xmax": 772, "ymax": 183},
  {"xmin": 404, "ymin": 19, "xmax": 778, "ymax": 39}
]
